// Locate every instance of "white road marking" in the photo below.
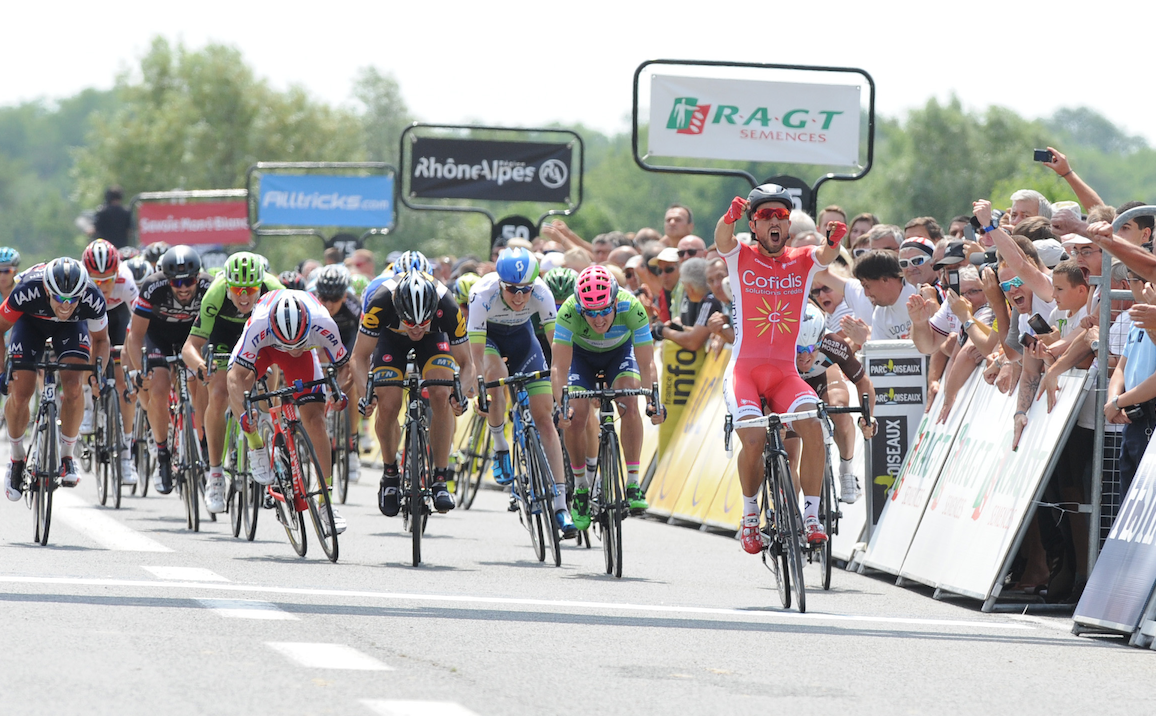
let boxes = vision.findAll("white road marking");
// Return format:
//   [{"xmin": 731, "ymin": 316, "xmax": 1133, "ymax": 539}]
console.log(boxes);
[
  {"xmin": 53, "ymin": 492, "xmax": 172, "ymax": 552},
  {"xmin": 198, "ymin": 599, "xmax": 297, "ymax": 620},
  {"xmin": 267, "ymin": 642, "xmax": 391, "ymax": 670},
  {"xmin": 0, "ymin": 574, "xmax": 1033, "ymax": 632},
  {"xmin": 143, "ymin": 566, "xmax": 228, "ymax": 582},
  {"xmin": 362, "ymin": 700, "xmax": 478, "ymax": 716}
]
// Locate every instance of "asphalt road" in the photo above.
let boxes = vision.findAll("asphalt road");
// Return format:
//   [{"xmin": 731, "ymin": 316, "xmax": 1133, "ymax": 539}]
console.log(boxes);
[{"xmin": 0, "ymin": 445, "xmax": 1151, "ymax": 716}]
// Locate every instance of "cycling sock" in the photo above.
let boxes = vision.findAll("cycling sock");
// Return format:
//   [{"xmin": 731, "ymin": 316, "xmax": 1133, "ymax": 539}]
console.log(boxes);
[
  {"xmin": 571, "ymin": 463, "xmax": 588, "ymax": 489},
  {"xmin": 743, "ymin": 494, "xmax": 759, "ymax": 517},
  {"xmin": 626, "ymin": 461, "xmax": 640, "ymax": 486},
  {"xmin": 243, "ymin": 430, "xmax": 263, "ymax": 449},
  {"xmin": 61, "ymin": 434, "xmax": 78, "ymax": 459},
  {"xmin": 209, "ymin": 465, "xmax": 224, "ymax": 479},
  {"xmin": 552, "ymin": 484, "xmax": 567, "ymax": 511},
  {"xmin": 585, "ymin": 457, "xmax": 598, "ymax": 485},
  {"xmin": 803, "ymin": 496, "xmax": 820, "ymax": 522},
  {"xmin": 383, "ymin": 462, "xmax": 399, "ymax": 479},
  {"xmin": 434, "ymin": 467, "xmax": 452, "ymax": 486},
  {"xmin": 488, "ymin": 423, "xmax": 509, "ymax": 451},
  {"xmin": 839, "ymin": 457, "xmax": 854, "ymax": 475},
  {"xmin": 9, "ymin": 433, "xmax": 25, "ymax": 461},
  {"xmin": 156, "ymin": 440, "xmax": 169, "ymax": 455}
]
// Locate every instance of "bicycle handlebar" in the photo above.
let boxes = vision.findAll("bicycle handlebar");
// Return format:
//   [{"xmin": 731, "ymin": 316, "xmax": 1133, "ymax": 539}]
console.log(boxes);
[
  {"xmin": 477, "ymin": 370, "xmax": 551, "ymax": 413},
  {"xmin": 561, "ymin": 382, "xmax": 662, "ymax": 422},
  {"xmin": 358, "ymin": 367, "xmax": 465, "ymax": 416}
]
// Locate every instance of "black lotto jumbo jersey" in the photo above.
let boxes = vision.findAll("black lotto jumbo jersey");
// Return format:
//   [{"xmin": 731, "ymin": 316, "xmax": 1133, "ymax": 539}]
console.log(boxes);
[
  {"xmin": 0, "ymin": 263, "xmax": 108, "ymax": 330},
  {"xmin": 133, "ymin": 271, "xmax": 214, "ymax": 325},
  {"xmin": 359, "ymin": 278, "xmax": 467, "ymax": 344}
]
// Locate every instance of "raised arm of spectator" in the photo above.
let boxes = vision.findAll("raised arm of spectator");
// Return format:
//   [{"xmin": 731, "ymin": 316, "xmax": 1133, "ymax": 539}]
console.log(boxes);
[
  {"xmin": 980, "ymin": 266, "xmax": 1012, "ymax": 353},
  {"xmin": 1043, "ymin": 146, "xmax": 1105, "ymax": 211},
  {"xmin": 1013, "ymin": 352, "xmax": 1044, "ymax": 450},
  {"xmin": 1036, "ymin": 331, "xmax": 1093, "ymax": 412},
  {"xmin": 974, "ymin": 199, "xmax": 1053, "ymax": 302},
  {"xmin": 541, "ymin": 219, "xmax": 594, "ymax": 257},
  {"xmin": 1088, "ymin": 221, "xmax": 1156, "ymax": 283},
  {"xmin": 906, "ymin": 293, "xmax": 939, "ymax": 355}
]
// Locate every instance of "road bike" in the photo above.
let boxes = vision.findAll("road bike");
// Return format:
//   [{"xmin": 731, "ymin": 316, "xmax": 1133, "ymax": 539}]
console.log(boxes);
[
  {"xmin": 327, "ymin": 395, "xmax": 356, "ymax": 505},
  {"xmin": 7, "ymin": 356, "xmax": 101, "ymax": 546},
  {"xmin": 144, "ymin": 352, "xmax": 208, "ymax": 531},
  {"xmin": 811, "ymin": 398, "xmax": 871, "ymax": 591},
  {"xmin": 361, "ymin": 363, "xmax": 464, "ymax": 567},
  {"xmin": 84, "ymin": 356, "xmax": 125, "ymax": 509},
  {"xmin": 479, "ymin": 370, "xmax": 561, "ymax": 566},
  {"xmin": 450, "ymin": 408, "xmax": 489, "ymax": 510},
  {"xmin": 562, "ymin": 380, "xmax": 661, "ymax": 579},
  {"xmin": 725, "ymin": 406, "xmax": 815, "ymax": 613},
  {"xmin": 130, "ymin": 399, "xmax": 153, "ymax": 497},
  {"xmin": 245, "ymin": 366, "xmax": 345, "ymax": 562}
]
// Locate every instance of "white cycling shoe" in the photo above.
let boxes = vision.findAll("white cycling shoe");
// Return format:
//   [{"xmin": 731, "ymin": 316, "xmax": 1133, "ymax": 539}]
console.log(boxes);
[
  {"xmin": 206, "ymin": 474, "xmax": 227, "ymax": 514},
  {"xmin": 249, "ymin": 448, "xmax": 274, "ymax": 485},
  {"xmin": 839, "ymin": 472, "xmax": 863, "ymax": 504},
  {"xmin": 120, "ymin": 452, "xmax": 138, "ymax": 486}
]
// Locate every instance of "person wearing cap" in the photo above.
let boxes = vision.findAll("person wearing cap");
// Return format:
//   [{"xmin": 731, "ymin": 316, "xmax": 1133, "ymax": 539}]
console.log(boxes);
[
  {"xmin": 624, "ymin": 254, "xmax": 644, "ymax": 293},
  {"xmin": 898, "ymin": 236, "xmax": 940, "ymax": 291},
  {"xmin": 910, "ymin": 242, "xmax": 995, "ymax": 355},
  {"xmin": 647, "ymin": 246, "xmax": 680, "ymax": 324}
]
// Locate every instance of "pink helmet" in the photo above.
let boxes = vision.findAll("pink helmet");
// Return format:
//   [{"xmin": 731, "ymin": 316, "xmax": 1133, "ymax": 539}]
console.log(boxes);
[{"xmin": 575, "ymin": 265, "xmax": 618, "ymax": 311}]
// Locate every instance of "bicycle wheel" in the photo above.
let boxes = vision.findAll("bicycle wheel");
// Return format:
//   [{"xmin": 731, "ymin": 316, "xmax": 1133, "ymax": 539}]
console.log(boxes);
[
  {"xmin": 225, "ymin": 417, "xmax": 243, "ymax": 538},
  {"xmin": 35, "ymin": 402, "xmax": 58, "ymax": 547},
  {"xmin": 181, "ymin": 406, "xmax": 201, "ymax": 532},
  {"xmin": 599, "ymin": 429, "xmax": 624, "ymax": 579},
  {"xmin": 243, "ymin": 423, "xmax": 261, "ymax": 542},
  {"xmin": 820, "ymin": 459, "xmax": 834, "ymax": 591},
  {"xmin": 94, "ymin": 410, "xmax": 108, "ymax": 507},
  {"xmin": 333, "ymin": 408, "xmax": 350, "ymax": 505},
  {"xmin": 295, "ymin": 423, "xmax": 338, "ymax": 563},
  {"xmin": 405, "ymin": 421, "xmax": 425, "ymax": 567},
  {"xmin": 454, "ymin": 413, "xmax": 484, "ymax": 510},
  {"xmin": 775, "ymin": 454, "xmax": 807, "ymax": 613},
  {"xmin": 107, "ymin": 391, "xmax": 124, "ymax": 510},
  {"xmin": 527, "ymin": 428, "xmax": 561, "ymax": 567},
  {"xmin": 512, "ymin": 431, "xmax": 545, "ymax": 561},
  {"xmin": 760, "ymin": 474, "xmax": 790, "ymax": 610},
  {"xmin": 132, "ymin": 404, "xmax": 152, "ymax": 497},
  {"xmin": 271, "ymin": 433, "xmax": 307, "ymax": 557}
]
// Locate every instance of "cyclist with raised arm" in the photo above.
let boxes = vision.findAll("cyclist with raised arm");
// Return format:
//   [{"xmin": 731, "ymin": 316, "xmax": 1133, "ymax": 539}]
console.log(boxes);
[
  {"xmin": 551, "ymin": 265, "xmax": 664, "ymax": 531},
  {"xmin": 714, "ymin": 184, "xmax": 844, "ymax": 553},
  {"xmin": 352, "ymin": 270, "xmax": 475, "ymax": 517},
  {"xmin": 0, "ymin": 259, "xmax": 111, "ymax": 499},
  {"xmin": 793, "ymin": 303, "xmax": 877, "ymax": 504},
  {"xmin": 181, "ymin": 252, "xmax": 283, "ymax": 513},
  {"xmin": 469, "ymin": 248, "xmax": 576, "ymax": 537},
  {"xmin": 226, "ymin": 289, "xmax": 352, "ymax": 534},
  {"xmin": 81, "ymin": 239, "xmax": 140, "ymax": 485},
  {"xmin": 124, "ymin": 246, "xmax": 212, "ymax": 495}
]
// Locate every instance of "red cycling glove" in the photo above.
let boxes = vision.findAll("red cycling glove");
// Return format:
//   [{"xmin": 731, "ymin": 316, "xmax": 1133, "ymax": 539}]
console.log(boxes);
[
  {"xmin": 723, "ymin": 196, "xmax": 746, "ymax": 225},
  {"xmin": 240, "ymin": 411, "xmax": 257, "ymax": 435},
  {"xmin": 826, "ymin": 221, "xmax": 848, "ymax": 247}
]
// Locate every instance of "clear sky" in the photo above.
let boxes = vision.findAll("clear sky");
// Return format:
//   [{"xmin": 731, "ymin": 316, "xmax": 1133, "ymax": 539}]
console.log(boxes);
[{"xmin": 8, "ymin": 1, "xmax": 1154, "ymax": 144}]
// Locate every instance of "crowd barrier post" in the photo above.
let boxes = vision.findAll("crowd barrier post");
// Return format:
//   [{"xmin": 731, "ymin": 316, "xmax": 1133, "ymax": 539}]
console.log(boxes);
[{"xmin": 859, "ymin": 340, "xmax": 927, "ymax": 542}]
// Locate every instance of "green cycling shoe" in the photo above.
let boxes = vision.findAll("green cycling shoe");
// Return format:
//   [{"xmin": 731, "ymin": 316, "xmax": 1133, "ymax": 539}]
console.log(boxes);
[
  {"xmin": 626, "ymin": 483, "xmax": 648, "ymax": 514},
  {"xmin": 572, "ymin": 487, "xmax": 591, "ymax": 531}
]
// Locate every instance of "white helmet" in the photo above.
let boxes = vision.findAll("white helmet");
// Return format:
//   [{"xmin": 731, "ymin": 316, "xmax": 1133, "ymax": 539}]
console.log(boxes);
[
  {"xmin": 394, "ymin": 250, "xmax": 431, "ymax": 276},
  {"xmin": 270, "ymin": 291, "xmax": 312, "ymax": 348},
  {"xmin": 798, "ymin": 302, "xmax": 827, "ymax": 351}
]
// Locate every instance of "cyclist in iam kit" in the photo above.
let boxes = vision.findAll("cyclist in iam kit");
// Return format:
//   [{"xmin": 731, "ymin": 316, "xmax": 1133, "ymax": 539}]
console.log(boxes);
[{"xmin": 715, "ymin": 184, "xmax": 844, "ymax": 553}]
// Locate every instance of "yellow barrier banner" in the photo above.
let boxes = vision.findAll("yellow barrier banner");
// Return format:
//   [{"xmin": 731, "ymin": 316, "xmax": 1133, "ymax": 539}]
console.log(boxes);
[
  {"xmin": 658, "ymin": 341, "xmax": 707, "ymax": 456},
  {"xmin": 646, "ymin": 348, "xmax": 728, "ymax": 517},
  {"xmin": 668, "ymin": 378, "xmax": 734, "ymax": 524}
]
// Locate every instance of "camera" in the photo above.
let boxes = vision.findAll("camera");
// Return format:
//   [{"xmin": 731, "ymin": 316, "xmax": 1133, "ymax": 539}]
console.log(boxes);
[
  {"xmin": 1027, "ymin": 313, "xmax": 1051, "ymax": 335},
  {"xmin": 1034, "ymin": 149, "xmax": 1055, "ymax": 163},
  {"xmin": 1124, "ymin": 404, "xmax": 1146, "ymax": 422}
]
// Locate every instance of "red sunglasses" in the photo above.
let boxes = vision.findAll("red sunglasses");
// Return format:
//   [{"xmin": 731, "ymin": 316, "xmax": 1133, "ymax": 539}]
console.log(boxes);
[{"xmin": 752, "ymin": 206, "xmax": 791, "ymax": 221}]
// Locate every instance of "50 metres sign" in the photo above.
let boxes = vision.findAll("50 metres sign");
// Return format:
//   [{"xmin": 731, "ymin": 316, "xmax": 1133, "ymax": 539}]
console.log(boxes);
[{"xmin": 648, "ymin": 75, "xmax": 861, "ymax": 166}]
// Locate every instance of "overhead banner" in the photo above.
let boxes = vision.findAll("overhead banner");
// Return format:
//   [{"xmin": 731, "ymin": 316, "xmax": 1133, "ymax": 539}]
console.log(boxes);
[
  {"xmin": 648, "ymin": 74, "xmax": 861, "ymax": 166},
  {"xmin": 410, "ymin": 138, "xmax": 572, "ymax": 203},
  {"xmin": 898, "ymin": 371, "xmax": 1086, "ymax": 601},
  {"xmin": 137, "ymin": 201, "xmax": 250, "ymax": 246},
  {"xmin": 861, "ymin": 365, "xmax": 982, "ymax": 575},
  {"xmin": 258, "ymin": 174, "xmax": 394, "ymax": 228},
  {"xmin": 1075, "ymin": 439, "xmax": 1156, "ymax": 636}
]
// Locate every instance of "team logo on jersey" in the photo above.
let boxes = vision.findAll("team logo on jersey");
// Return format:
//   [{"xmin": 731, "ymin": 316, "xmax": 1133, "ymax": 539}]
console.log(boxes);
[
  {"xmin": 747, "ymin": 297, "xmax": 797, "ymax": 339},
  {"xmin": 362, "ymin": 307, "xmax": 382, "ymax": 330}
]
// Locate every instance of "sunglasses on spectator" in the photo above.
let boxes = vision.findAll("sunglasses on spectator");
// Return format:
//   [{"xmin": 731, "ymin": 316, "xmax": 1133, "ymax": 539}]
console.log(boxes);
[
  {"xmin": 809, "ymin": 285, "xmax": 833, "ymax": 299},
  {"xmin": 624, "ymin": 269, "xmax": 635, "ymax": 280},
  {"xmin": 898, "ymin": 256, "xmax": 930, "ymax": 268},
  {"xmin": 580, "ymin": 305, "xmax": 615, "ymax": 318},
  {"xmin": 752, "ymin": 206, "xmax": 791, "ymax": 221},
  {"xmin": 677, "ymin": 249, "xmax": 699, "ymax": 259},
  {"xmin": 171, "ymin": 277, "xmax": 197, "ymax": 288},
  {"xmin": 648, "ymin": 265, "xmax": 677, "ymax": 275},
  {"xmin": 228, "ymin": 285, "xmax": 259, "ymax": 296},
  {"xmin": 501, "ymin": 282, "xmax": 534, "ymax": 295},
  {"xmin": 963, "ymin": 288, "xmax": 984, "ymax": 297},
  {"xmin": 1069, "ymin": 247, "xmax": 1101, "ymax": 257},
  {"xmin": 796, "ymin": 344, "xmax": 819, "ymax": 354},
  {"xmin": 999, "ymin": 276, "xmax": 1025, "ymax": 292},
  {"xmin": 852, "ymin": 248, "xmax": 870, "ymax": 258}
]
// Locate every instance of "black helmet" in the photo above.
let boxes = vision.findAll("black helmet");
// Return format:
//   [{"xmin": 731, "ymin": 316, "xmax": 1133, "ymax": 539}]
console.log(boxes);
[
  {"xmin": 160, "ymin": 245, "xmax": 201, "ymax": 281},
  {"xmin": 142, "ymin": 241, "xmax": 170, "ymax": 265},
  {"xmin": 393, "ymin": 271, "xmax": 438, "ymax": 326},
  {"xmin": 43, "ymin": 257, "xmax": 89, "ymax": 301},
  {"xmin": 314, "ymin": 264, "xmax": 350, "ymax": 301},
  {"xmin": 746, "ymin": 183, "xmax": 794, "ymax": 218},
  {"xmin": 279, "ymin": 270, "xmax": 305, "ymax": 290}
]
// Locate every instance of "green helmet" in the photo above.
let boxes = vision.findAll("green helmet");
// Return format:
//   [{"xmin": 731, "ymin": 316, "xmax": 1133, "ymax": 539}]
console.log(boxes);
[
  {"xmin": 544, "ymin": 267, "xmax": 578, "ymax": 304},
  {"xmin": 349, "ymin": 272, "xmax": 370, "ymax": 298},
  {"xmin": 224, "ymin": 251, "xmax": 265, "ymax": 288},
  {"xmin": 454, "ymin": 273, "xmax": 480, "ymax": 304}
]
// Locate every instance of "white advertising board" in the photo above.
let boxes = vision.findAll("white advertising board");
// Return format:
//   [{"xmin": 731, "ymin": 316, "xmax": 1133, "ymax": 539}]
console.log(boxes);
[{"xmin": 648, "ymin": 75, "xmax": 862, "ymax": 166}]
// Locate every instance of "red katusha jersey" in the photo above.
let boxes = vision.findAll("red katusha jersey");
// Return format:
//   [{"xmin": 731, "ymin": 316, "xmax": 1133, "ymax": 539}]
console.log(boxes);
[{"xmin": 721, "ymin": 242, "xmax": 826, "ymax": 361}]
